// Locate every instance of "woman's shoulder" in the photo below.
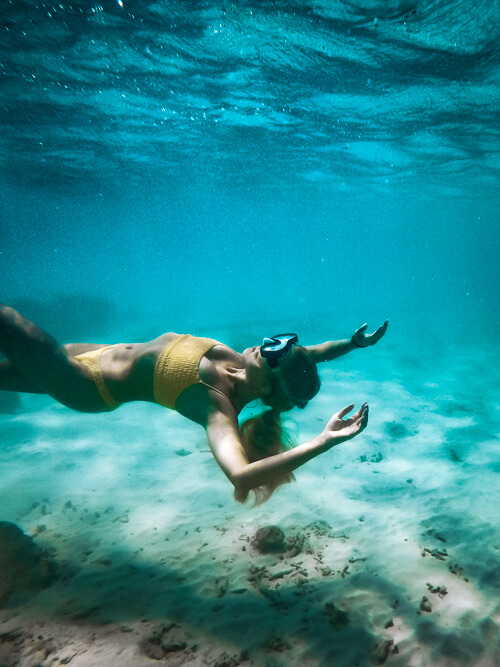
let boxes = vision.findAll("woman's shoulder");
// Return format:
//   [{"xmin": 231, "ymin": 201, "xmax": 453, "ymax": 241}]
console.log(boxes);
[{"xmin": 206, "ymin": 341, "xmax": 242, "ymax": 363}]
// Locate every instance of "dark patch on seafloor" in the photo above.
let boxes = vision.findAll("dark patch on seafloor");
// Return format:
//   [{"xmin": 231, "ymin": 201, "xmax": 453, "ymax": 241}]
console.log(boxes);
[
  {"xmin": 0, "ymin": 522, "xmax": 65, "ymax": 606},
  {"xmin": 384, "ymin": 421, "xmax": 417, "ymax": 439}
]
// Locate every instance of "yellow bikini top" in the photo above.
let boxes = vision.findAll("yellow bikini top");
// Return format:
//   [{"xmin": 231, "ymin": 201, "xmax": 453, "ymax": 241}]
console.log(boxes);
[{"xmin": 153, "ymin": 334, "xmax": 228, "ymax": 409}]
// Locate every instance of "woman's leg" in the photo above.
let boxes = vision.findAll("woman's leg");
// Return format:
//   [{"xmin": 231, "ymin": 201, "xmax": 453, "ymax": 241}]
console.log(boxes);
[
  {"xmin": 0, "ymin": 344, "xmax": 109, "ymax": 392},
  {"xmin": 0, "ymin": 303, "xmax": 104, "ymax": 411},
  {"xmin": 0, "ymin": 361, "xmax": 45, "ymax": 393}
]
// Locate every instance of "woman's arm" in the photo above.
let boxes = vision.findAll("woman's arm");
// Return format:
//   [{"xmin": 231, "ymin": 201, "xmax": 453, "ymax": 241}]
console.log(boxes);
[
  {"xmin": 206, "ymin": 403, "xmax": 368, "ymax": 495},
  {"xmin": 305, "ymin": 321, "xmax": 388, "ymax": 363}
]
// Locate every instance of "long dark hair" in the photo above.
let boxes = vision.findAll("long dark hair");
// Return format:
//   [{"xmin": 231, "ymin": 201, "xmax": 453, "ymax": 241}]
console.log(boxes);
[{"xmin": 236, "ymin": 346, "xmax": 320, "ymax": 505}]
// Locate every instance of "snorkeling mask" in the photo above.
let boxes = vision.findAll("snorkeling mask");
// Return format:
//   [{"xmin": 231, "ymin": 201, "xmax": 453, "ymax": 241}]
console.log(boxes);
[{"xmin": 260, "ymin": 333, "xmax": 298, "ymax": 368}]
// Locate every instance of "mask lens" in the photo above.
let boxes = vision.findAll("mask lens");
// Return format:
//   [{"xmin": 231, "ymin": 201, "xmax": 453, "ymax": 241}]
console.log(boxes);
[
  {"xmin": 260, "ymin": 333, "xmax": 298, "ymax": 367},
  {"xmin": 262, "ymin": 336, "xmax": 287, "ymax": 352}
]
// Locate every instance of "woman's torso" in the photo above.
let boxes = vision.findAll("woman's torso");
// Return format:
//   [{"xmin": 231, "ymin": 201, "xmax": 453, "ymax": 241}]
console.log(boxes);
[{"xmin": 98, "ymin": 333, "xmax": 243, "ymax": 422}]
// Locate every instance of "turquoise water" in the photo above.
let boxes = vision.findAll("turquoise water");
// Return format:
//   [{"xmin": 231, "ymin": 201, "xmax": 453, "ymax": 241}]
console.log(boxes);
[
  {"xmin": 1, "ymin": 0, "xmax": 499, "ymax": 341},
  {"xmin": 1, "ymin": 2, "xmax": 499, "ymax": 666}
]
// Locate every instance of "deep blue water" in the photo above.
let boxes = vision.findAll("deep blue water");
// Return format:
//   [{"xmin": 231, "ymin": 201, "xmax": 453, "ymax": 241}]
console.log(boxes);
[{"xmin": 1, "ymin": 0, "xmax": 499, "ymax": 343}]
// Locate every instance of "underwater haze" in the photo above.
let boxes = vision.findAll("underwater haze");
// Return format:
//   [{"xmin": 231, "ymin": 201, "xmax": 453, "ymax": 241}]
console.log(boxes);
[
  {"xmin": 1, "ymin": 1, "xmax": 499, "ymax": 666},
  {"xmin": 1, "ymin": 0, "xmax": 499, "ymax": 340}
]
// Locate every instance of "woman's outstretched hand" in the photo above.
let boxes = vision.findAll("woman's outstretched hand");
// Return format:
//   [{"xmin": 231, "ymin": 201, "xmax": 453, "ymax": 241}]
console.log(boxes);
[
  {"xmin": 322, "ymin": 403, "xmax": 369, "ymax": 447},
  {"xmin": 351, "ymin": 320, "xmax": 389, "ymax": 348}
]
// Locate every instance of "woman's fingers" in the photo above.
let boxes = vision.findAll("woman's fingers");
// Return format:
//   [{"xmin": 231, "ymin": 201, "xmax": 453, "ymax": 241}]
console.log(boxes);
[
  {"xmin": 355, "ymin": 323, "xmax": 368, "ymax": 337},
  {"xmin": 354, "ymin": 403, "xmax": 369, "ymax": 431},
  {"xmin": 336, "ymin": 403, "xmax": 355, "ymax": 420},
  {"xmin": 352, "ymin": 402, "xmax": 367, "ymax": 419},
  {"xmin": 371, "ymin": 320, "xmax": 389, "ymax": 343},
  {"xmin": 333, "ymin": 402, "xmax": 368, "ymax": 424},
  {"xmin": 361, "ymin": 404, "xmax": 369, "ymax": 426},
  {"xmin": 327, "ymin": 403, "xmax": 369, "ymax": 437}
]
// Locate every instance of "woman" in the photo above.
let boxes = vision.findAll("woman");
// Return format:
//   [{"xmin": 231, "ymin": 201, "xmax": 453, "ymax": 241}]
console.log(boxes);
[{"xmin": 0, "ymin": 303, "xmax": 388, "ymax": 503}]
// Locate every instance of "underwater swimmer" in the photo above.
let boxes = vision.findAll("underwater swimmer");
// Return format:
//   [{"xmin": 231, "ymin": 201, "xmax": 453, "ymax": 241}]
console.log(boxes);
[{"xmin": 0, "ymin": 304, "xmax": 388, "ymax": 503}]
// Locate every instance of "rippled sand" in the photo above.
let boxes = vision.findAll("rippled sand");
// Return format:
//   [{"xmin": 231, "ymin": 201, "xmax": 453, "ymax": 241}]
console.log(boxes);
[{"xmin": 0, "ymin": 333, "xmax": 498, "ymax": 666}]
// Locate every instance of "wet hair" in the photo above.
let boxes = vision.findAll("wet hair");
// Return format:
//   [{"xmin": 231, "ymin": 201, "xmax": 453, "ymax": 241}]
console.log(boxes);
[{"xmin": 236, "ymin": 346, "xmax": 320, "ymax": 505}]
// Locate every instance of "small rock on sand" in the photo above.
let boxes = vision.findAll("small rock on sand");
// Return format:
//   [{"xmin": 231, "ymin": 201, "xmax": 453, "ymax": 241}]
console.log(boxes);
[
  {"xmin": 252, "ymin": 526, "xmax": 286, "ymax": 553},
  {"xmin": 252, "ymin": 526, "xmax": 308, "ymax": 556}
]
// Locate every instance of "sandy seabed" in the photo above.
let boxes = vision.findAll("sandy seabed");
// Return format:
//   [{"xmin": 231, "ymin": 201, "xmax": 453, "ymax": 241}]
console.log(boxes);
[{"xmin": 0, "ymin": 333, "xmax": 499, "ymax": 667}]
